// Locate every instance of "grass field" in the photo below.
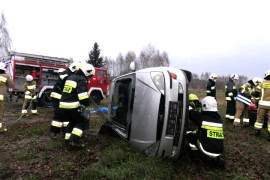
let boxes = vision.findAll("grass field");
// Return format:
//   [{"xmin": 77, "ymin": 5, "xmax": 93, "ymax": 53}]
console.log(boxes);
[{"xmin": 0, "ymin": 90, "xmax": 269, "ymax": 179}]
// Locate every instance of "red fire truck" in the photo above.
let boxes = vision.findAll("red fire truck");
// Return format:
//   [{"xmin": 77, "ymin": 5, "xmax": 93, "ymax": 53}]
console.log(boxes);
[{"xmin": 6, "ymin": 51, "xmax": 109, "ymax": 105}]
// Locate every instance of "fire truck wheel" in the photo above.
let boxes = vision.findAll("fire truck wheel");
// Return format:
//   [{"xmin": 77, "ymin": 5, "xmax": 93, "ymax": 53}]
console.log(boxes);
[
  {"xmin": 40, "ymin": 93, "xmax": 52, "ymax": 107},
  {"xmin": 90, "ymin": 92, "xmax": 101, "ymax": 105}
]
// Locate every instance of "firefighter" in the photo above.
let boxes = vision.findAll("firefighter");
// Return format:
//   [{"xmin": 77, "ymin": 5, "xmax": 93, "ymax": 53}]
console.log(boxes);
[
  {"xmin": 233, "ymin": 77, "xmax": 261, "ymax": 128},
  {"xmin": 49, "ymin": 62, "xmax": 80, "ymax": 139},
  {"xmin": 206, "ymin": 73, "xmax": 218, "ymax": 98},
  {"xmin": 21, "ymin": 75, "xmax": 38, "ymax": 116},
  {"xmin": 0, "ymin": 62, "xmax": 14, "ymax": 132},
  {"xmin": 254, "ymin": 70, "xmax": 270, "ymax": 141},
  {"xmin": 188, "ymin": 94, "xmax": 201, "ymax": 130},
  {"xmin": 250, "ymin": 77, "xmax": 263, "ymax": 106},
  {"xmin": 225, "ymin": 74, "xmax": 239, "ymax": 122},
  {"xmin": 187, "ymin": 96, "xmax": 224, "ymax": 166},
  {"xmin": 60, "ymin": 63, "xmax": 95, "ymax": 147}
]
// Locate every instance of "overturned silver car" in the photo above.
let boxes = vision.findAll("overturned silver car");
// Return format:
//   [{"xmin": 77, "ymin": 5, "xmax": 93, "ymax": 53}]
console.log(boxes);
[{"xmin": 100, "ymin": 67, "xmax": 191, "ymax": 160}]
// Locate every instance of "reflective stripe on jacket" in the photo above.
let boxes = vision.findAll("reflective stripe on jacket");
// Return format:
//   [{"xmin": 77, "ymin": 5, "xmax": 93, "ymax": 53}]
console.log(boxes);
[
  {"xmin": 206, "ymin": 79, "xmax": 216, "ymax": 98},
  {"xmin": 225, "ymin": 78, "xmax": 237, "ymax": 101},
  {"xmin": 258, "ymin": 80, "xmax": 270, "ymax": 108},
  {"xmin": 50, "ymin": 68, "xmax": 72, "ymax": 100},
  {"xmin": 59, "ymin": 70, "xmax": 90, "ymax": 109},
  {"xmin": 189, "ymin": 111, "xmax": 224, "ymax": 156}
]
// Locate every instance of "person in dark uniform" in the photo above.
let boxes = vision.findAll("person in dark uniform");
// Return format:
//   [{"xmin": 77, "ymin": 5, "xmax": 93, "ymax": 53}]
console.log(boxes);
[
  {"xmin": 49, "ymin": 62, "xmax": 80, "ymax": 139},
  {"xmin": 225, "ymin": 74, "xmax": 238, "ymax": 122},
  {"xmin": 206, "ymin": 73, "xmax": 218, "ymax": 99},
  {"xmin": 60, "ymin": 63, "xmax": 95, "ymax": 147},
  {"xmin": 187, "ymin": 96, "xmax": 224, "ymax": 167}
]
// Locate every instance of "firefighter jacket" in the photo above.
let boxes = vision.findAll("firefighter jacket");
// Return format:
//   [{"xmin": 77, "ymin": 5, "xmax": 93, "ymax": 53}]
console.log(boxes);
[
  {"xmin": 206, "ymin": 79, "xmax": 216, "ymax": 98},
  {"xmin": 0, "ymin": 73, "xmax": 14, "ymax": 100},
  {"xmin": 189, "ymin": 110, "xmax": 224, "ymax": 157},
  {"xmin": 236, "ymin": 83, "xmax": 252, "ymax": 106},
  {"xmin": 59, "ymin": 70, "xmax": 90, "ymax": 109},
  {"xmin": 23, "ymin": 80, "xmax": 37, "ymax": 100},
  {"xmin": 50, "ymin": 68, "xmax": 73, "ymax": 100},
  {"xmin": 225, "ymin": 78, "xmax": 237, "ymax": 101},
  {"xmin": 257, "ymin": 80, "xmax": 270, "ymax": 109}
]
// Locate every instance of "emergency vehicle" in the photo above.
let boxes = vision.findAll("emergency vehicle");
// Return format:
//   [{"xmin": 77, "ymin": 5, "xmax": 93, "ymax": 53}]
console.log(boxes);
[{"xmin": 5, "ymin": 51, "xmax": 109, "ymax": 106}]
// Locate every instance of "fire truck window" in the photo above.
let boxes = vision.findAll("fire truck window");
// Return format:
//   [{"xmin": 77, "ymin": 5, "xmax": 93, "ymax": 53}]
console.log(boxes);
[
  {"xmin": 112, "ymin": 79, "xmax": 132, "ymax": 127},
  {"xmin": 98, "ymin": 70, "xmax": 106, "ymax": 77}
]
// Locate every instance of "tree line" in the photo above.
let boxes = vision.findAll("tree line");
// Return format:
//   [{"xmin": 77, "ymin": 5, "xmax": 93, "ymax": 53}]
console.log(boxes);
[
  {"xmin": 190, "ymin": 72, "xmax": 249, "ymax": 91},
  {"xmin": 86, "ymin": 43, "xmax": 170, "ymax": 77}
]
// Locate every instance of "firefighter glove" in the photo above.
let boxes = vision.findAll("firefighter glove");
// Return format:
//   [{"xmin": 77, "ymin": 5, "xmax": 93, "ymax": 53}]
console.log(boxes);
[{"xmin": 85, "ymin": 106, "xmax": 91, "ymax": 112}]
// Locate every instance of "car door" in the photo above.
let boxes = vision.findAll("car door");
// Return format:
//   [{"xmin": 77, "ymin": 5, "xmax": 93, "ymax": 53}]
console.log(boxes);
[{"xmin": 109, "ymin": 74, "xmax": 135, "ymax": 139}]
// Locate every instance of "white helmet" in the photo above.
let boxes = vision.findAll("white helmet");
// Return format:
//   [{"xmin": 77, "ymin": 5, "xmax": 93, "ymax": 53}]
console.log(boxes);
[
  {"xmin": 209, "ymin": 73, "xmax": 218, "ymax": 82},
  {"xmin": 201, "ymin": 96, "xmax": 218, "ymax": 112},
  {"xmin": 80, "ymin": 63, "xmax": 95, "ymax": 77},
  {"xmin": 230, "ymin": 74, "xmax": 239, "ymax": 82},
  {"xmin": 264, "ymin": 69, "xmax": 270, "ymax": 79},
  {"xmin": 26, "ymin": 75, "xmax": 33, "ymax": 81},
  {"xmin": 252, "ymin": 77, "xmax": 263, "ymax": 86},
  {"xmin": 0, "ymin": 62, "xmax": 7, "ymax": 71},
  {"xmin": 58, "ymin": 68, "xmax": 65, "ymax": 73},
  {"xmin": 69, "ymin": 62, "xmax": 81, "ymax": 72}
]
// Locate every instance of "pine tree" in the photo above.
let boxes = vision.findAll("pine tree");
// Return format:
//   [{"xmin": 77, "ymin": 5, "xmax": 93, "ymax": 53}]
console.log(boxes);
[{"xmin": 86, "ymin": 42, "xmax": 104, "ymax": 67}]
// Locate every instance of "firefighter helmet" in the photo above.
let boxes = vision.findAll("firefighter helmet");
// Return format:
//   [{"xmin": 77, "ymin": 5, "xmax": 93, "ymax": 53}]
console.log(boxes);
[
  {"xmin": 264, "ymin": 69, "xmax": 270, "ymax": 79},
  {"xmin": 189, "ymin": 94, "xmax": 199, "ymax": 101},
  {"xmin": 201, "ymin": 96, "xmax": 218, "ymax": 112},
  {"xmin": 209, "ymin": 73, "xmax": 218, "ymax": 82},
  {"xmin": 69, "ymin": 62, "xmax": 81, "ymax": 72},
  {"xmin": 0, "ymin": 62, "xmax": 7, "ymax": 71},
  {"xmin": 26, "ymin": 75, "xmax": 33, "ymax": 81},
  {"xmin": 80, "ymin": 63, "xmax": 95, "ymax": 77},
  {"xmin": 230, "ymin": 74, "xmax": 239, "ymax": 81},
  {"xmin": 58, "ymin": 68, "xmax": 65, "ymax": 73},
  {"xmin": 252, "ymin": 77, "xmax": 263, "ymax": 86}
]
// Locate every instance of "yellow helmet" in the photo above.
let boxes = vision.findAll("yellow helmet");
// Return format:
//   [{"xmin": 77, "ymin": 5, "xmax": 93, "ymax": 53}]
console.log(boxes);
[{"xmin": 189, "ymin": 94, "xmax": 198, "ymax": 101}]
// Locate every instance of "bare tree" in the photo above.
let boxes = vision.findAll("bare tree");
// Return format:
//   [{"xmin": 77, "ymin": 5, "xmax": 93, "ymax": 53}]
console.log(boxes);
[
  {"xmin": 0, "ymin": 12, "xmax": 12, "ymax": 58},
  {"xmin": 138, "ymin": 44, "xmax": 170, "ymax": 69},
  {"xmin": 122, "ymin": 51, "xmax": 136, "ymax": 74},
  {"xmin": 116, "ymin": 53, "xmax": 124, "ymax": 76}
]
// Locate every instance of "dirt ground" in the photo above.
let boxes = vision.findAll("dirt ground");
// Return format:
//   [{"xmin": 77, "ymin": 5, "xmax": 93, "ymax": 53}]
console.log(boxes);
[
  {"xmin": 0, "ymin": 101, "xmax": 270, "ymax": 179},
  {"xmin": 0, "ymin": 102, "xmax": 104, "ymax": 179}
]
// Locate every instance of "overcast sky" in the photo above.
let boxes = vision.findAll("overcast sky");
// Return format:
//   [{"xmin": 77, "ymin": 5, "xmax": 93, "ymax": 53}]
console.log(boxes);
[{"xmin": 1, "ymin": 0, "xmax": 270, "ymax": 79}]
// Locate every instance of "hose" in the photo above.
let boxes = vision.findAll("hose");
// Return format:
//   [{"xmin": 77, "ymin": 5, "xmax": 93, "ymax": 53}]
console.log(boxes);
[{"xmin": 2, "ymin": 98, "xmax": 33, "ymax": 126}]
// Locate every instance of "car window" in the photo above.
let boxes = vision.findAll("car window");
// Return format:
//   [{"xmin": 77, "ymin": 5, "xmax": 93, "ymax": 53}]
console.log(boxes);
[{"xmin": 112, "ymin": 78, "xmax": 132, "ymax": 128}]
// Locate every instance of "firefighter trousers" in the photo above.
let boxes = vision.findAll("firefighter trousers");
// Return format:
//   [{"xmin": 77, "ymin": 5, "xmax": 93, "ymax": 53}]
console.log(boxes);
[
  {"xmin": 62, "ymin": 109, "xmax": 85, "ymax": 143},
  {"xmin": 22, "ymin": 98, "xmax": 37, "ymax": 114},
  {"xmin": 226, "ymin": 100, "xmax": 236, "ymax": 121},
  {"xmin": 186, "ymin": 132, "xmax": 220, "ymax": 164},
  {"xmin": 254, "ymin": 106, "xmax": 270, "ymax": 132},
  {"xmin": 234, "ymin": 101, "xmax": 249, "ymax": 126},
  {"xmin": 50, "ymin": 98, "xmax": 68, "ymax": 134}
]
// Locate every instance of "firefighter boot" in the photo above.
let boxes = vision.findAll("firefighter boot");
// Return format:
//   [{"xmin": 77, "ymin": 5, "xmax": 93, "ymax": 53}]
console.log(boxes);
[
  {"xmin": 68, "ymin": 141, "xmax": 85, "ymax": 148},
  {"xmin": 254, "ymin": 130, "xmax": 260, "ymax": 137},
  {"xmin": 267, "ymin": 133, "xmax": 270, "ymax": 142},
  {"xmin": 214, "ymin": 157, "xmax": 225, "ymax": 169}
]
